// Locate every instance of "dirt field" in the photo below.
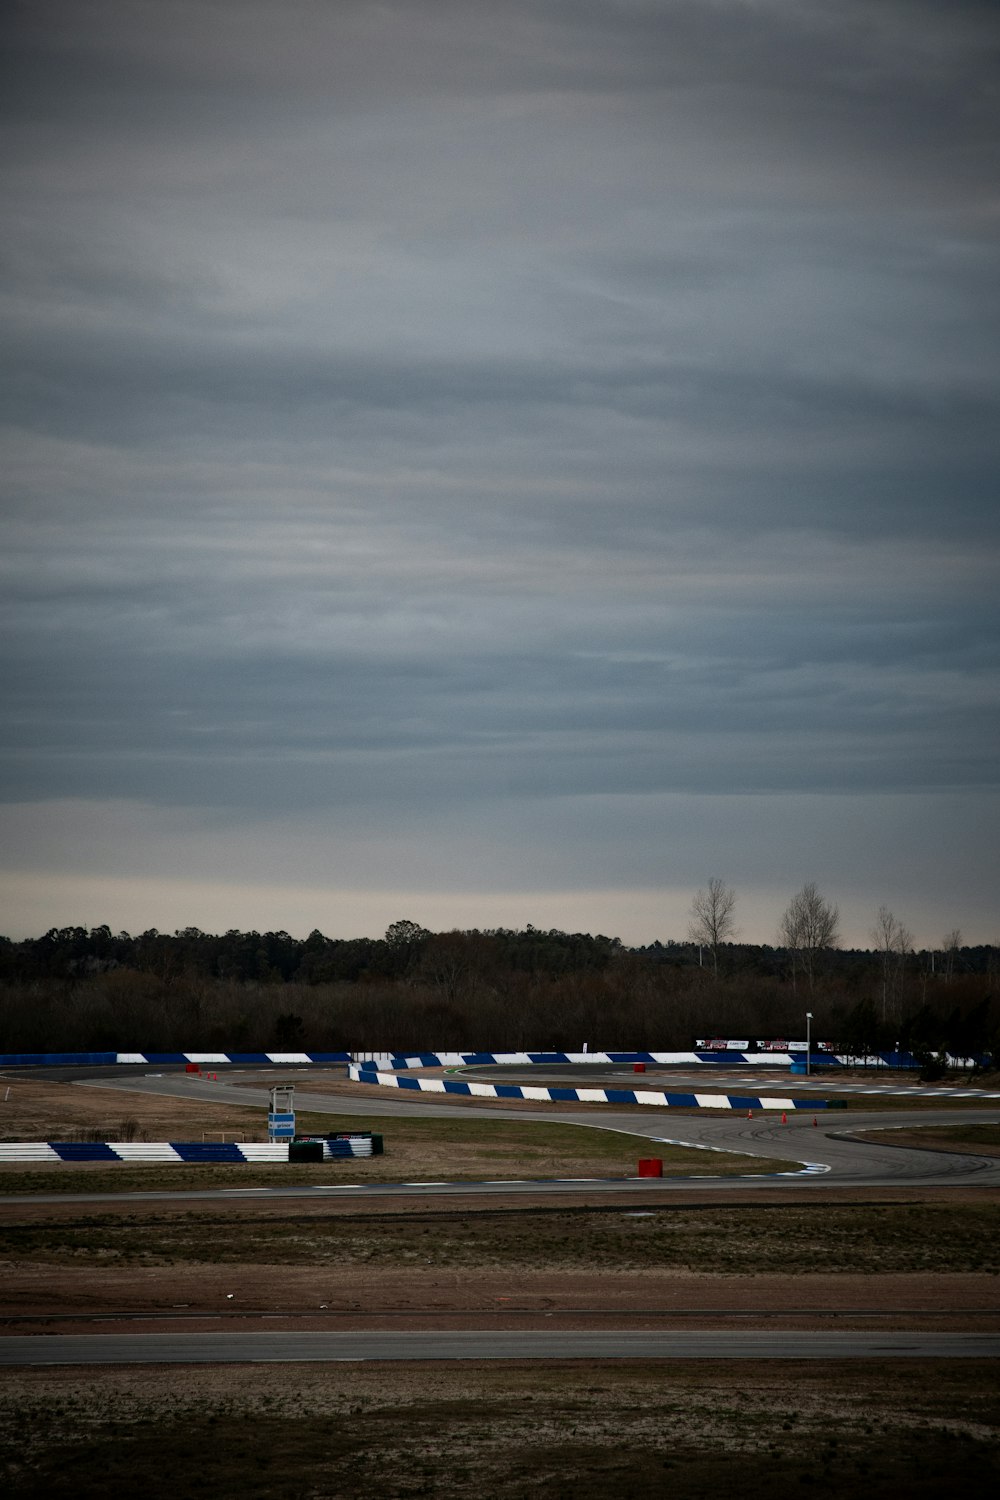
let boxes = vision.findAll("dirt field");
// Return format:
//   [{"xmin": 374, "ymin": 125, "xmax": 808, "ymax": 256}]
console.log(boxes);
[{"xmin": 3, "ymin": 1260, "xmax": 998, "ymax": 1334}]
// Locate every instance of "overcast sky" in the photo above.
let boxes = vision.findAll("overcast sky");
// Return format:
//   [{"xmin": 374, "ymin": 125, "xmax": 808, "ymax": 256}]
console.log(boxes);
[{"xmin": 1, "ymin": 1, "xmax": 998, "ymax": 948}]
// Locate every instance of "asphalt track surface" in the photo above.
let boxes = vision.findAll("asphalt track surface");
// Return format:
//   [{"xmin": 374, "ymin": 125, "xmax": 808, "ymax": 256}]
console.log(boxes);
[
  {"xmin": 462, "ymin": 1064, "xmax": 1000, "ymax": 1101},
  {"xmin": 3, "ymin": 1331, "xmax": 999, "ymax": 1364},
  {"xmin": 24, "ymin": 1064, "xmax": 1000, "ymax": 1199}
]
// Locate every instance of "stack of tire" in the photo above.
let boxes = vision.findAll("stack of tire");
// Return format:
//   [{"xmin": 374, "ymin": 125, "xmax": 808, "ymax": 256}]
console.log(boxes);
[{"xmin": 288, "ymin": 1131, "xmax": 384, "ymax": 1162}]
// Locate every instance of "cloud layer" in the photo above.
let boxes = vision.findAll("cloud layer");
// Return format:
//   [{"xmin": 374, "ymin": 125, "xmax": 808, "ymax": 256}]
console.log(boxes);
[{"xmin": 2, "ymin": 2, "xmax": 998, "ymax": 943}]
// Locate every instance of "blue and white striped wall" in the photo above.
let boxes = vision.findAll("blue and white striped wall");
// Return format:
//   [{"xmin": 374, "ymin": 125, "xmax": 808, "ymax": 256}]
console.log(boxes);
[
  {"xmin": 355, "ymin": 1050, "xmax": 836, "ymax": 1068},
  {"xmin": 0, "ymin": 1047, "xmax": 940, "ymax": 1069},
  {"xmin": 0, "ymin": 1051, "xmax": 353, "ymax": 1067},
  {"xmin": 347, "ymin": 1063, "xmax": 825, "ymax": 1112},
  {"xmin": 350, "ymin": 1049, "xmax": 935, "ymax": 1069},
  {"xmin": 0, "ymin": 1136, "xmax": 377, "ymax": 1164}
]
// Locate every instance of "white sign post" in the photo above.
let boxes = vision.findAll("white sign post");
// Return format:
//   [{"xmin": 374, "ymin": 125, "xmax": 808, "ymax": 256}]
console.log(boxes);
[{"xmin": 268, "ymin": 1084, "xmax": 295, "ymax": 1142}]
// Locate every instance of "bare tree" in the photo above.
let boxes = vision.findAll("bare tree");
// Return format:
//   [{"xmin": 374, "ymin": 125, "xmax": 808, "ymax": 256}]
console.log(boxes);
[
  {"xmin": 870, "ymin": 905, "xmax": 913, "ymax": 1021},
  {"xmin": 687, "ymin": 877, "xmax": 737, "ymax": 977},
  {"xmin": 779, "ymin": 882, "xmax": 839, "ymax": 993},
  {"xmin": 941, "ymin": 928, "xmax": 963, "ymax": 983}
]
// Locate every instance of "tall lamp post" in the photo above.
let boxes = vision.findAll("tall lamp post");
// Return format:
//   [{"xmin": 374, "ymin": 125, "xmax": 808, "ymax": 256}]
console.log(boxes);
[{"xmin": 805, "ymin": 1011, "xmax": 813, "ymax": 1076}]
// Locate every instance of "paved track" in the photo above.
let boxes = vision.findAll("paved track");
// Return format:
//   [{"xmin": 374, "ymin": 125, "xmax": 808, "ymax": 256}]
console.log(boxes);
[
  {"xmin": 3, "ymin": 1330, "xmax": 999, "ymax": 1364},
  {"xmin": 58, "ymin": 1067, "xmax": 1000, "ymax": 1195}
]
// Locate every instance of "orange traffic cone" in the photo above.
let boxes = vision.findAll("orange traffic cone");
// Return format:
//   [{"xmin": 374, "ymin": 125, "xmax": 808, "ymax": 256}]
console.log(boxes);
[{"xmin": 781, "ymin": 1111, "xmax": 787, "ymax": 1124}]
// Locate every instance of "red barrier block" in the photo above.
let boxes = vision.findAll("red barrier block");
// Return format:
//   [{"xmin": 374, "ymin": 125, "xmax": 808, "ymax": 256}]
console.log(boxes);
[
  {"xmin": 637, "ymin": 1158, "xmax": 663, "ymax": 1177},
  {"xmin": 633, "ymin": 1062, "xmax": 646, "ymax": 1073},
  {"xmin": 184, "ymin": 1063, "xmax": 200, "ymax": 1074}
]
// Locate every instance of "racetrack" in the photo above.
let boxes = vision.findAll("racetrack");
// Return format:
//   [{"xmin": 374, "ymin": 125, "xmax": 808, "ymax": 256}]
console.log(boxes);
[
  {"xmin": 4, "ymin": 1329, "xmax": 999, "ymax": 1364},
  {"xmin": 4, "ymin": 1063, "xmax": 998, "ymax": 1370},
  {"xmin": 52, "ymin": 1064, "xmax": 1000, "ymax": 1195}
]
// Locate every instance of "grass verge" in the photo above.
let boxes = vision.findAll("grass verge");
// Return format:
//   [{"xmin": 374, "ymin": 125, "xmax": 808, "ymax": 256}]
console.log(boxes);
[{"xmin": 2, "ymin": 1202, "xmax": 998, "ymax": 1273}]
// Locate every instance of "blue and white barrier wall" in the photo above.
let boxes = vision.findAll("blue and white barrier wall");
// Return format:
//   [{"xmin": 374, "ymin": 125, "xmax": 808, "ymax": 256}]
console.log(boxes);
[
  {"xmin": 0, "ymin": 1051, "xmax": 353, "ymax": 1068},
  {"xmin": 0, "ymin": 1136, "xmax": 378, "ymax": 1164},
  {"xmin": 352, "ymin": 1050, "xmax": 938, "ymax": 1070},
  {"xmin": 348, "ymin": 1063, "xmax": 825, "ymax": 1112},
  {"xmin": 0, "ymin": 1048, "xmax": 951, "ymax": 1069},
  {"xmin": 355, "ymin": 1050, "xmax": 833, "ymax": 1068}
]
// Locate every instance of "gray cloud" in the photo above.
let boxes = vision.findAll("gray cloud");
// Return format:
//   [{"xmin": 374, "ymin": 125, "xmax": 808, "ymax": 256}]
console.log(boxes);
[{"xmin": 1, "ymin": 1, "xmax": 998, "ymax": 941}]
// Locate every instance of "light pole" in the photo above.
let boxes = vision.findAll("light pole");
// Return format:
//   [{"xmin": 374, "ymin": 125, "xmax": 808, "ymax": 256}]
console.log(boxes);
[{"xmin": 805, "ymin": 1011, "xmax": 813, "ymax": 1076}]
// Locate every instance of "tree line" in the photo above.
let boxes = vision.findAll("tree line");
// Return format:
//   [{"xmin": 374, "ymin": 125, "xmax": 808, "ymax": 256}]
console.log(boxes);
[{"xmin": 0, "ymin": 896, "xmax": 996, "ymax": 1061}]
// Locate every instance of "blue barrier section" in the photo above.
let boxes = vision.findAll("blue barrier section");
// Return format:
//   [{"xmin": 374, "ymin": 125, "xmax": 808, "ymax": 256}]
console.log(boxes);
[
  {"xmin": 140, "ymin": 1051, "xmax": 353, "ymax": 1065},
  {"xmin": 882, "ymin": 1051, "xmax": 921, "ymax": 1070},
  {"xmin": 694, "ymin": 1054, "xmax": 768, "ymax": 1066},
  {"xmin": 51, "ymin": 1143, "xmax": 120, "ymax": 1161},
  {"xmin": 0, "ymin": 1052, "xmax": 119, "ymax": 1067},
  {"xmin": 172, "ymin": 1143, "xmax": 245, "ymax": 1162},
  {"xmin": 206, "ymin": 1053, "xmax": 272, "ymax": 1064}
]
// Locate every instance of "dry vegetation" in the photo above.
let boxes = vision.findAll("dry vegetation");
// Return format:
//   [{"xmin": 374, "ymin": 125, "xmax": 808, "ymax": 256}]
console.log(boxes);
[
  {"xmin": 0, "ymin": 1074, "xmax": 273, "ymax": 1141},
  {"xmin": 1, "ymin": 1201, "xmax": 999, "ymax": 1276},
  {"xmin": 2, "ymin": 1361, "xmax": 999, "ymax": 1498}
]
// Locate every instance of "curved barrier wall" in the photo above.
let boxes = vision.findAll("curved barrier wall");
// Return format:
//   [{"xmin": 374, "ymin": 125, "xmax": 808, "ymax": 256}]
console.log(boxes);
[
  {"xmin": 350, "ymin": 1050, "xmax": 935, "ymax": 1070},
  {"xmin": 347, "ymin": 1064, "xmax": 826, "ymax": 1112}
]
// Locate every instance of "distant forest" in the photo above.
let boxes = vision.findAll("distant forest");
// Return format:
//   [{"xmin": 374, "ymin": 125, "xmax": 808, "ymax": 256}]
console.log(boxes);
[{"xmin": 0, "ymin": 920, "xmax": 996, "ymax": 1061}]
